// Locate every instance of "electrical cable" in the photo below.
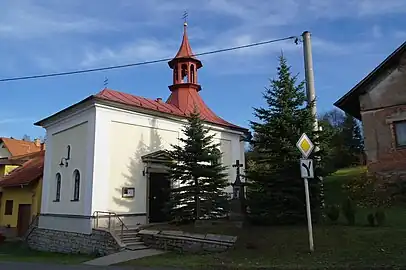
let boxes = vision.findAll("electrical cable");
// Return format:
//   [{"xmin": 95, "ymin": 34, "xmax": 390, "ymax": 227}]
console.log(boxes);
[{"xmin": 0, "ymin": 36, "xmax": 297, "ymax": 82}]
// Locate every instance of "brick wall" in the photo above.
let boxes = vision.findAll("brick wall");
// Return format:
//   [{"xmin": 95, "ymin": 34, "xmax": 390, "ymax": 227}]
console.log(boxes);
[
  {"xmin": 358, "ymin": 53, "xmax": 406, "ymax": 176},
  {"xmin": 362, "ymin": 105, "xmax": 406, "ymax": 174}
]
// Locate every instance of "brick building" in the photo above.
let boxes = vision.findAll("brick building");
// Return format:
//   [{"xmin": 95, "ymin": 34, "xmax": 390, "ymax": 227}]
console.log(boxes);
[{"xmin": 335, "ymin": 41, "xmax": 406, "ymax": 175}]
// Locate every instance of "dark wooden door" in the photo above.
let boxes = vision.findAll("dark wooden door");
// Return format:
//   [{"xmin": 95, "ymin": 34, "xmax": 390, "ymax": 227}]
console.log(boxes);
[
  {"xmin": 17, "ymin": 204, "xmax": 31, "ymax": 237},
  {"xmin": 149, "ymin": 173, "xmax": 170, "ymax": 223}
]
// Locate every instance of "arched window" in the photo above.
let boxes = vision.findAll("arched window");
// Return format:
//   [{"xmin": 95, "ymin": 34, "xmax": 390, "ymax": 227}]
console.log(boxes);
[
  {"xmin": 73, "ymin": 170, "xmax": 80, "ymax": 201},
  {"xmin": 67, "ymin": 145, "xmax": 71, "ymax": 160},
  {"xmin": 174, "ymin": 66, "xmax": 179, "ymax": 84},
  {"xmin": 55, "ymin": 173, "xmax": 61, "ymax": 202},
  {"xmin": 181, "ymin": 64, "xmax": 188, "ymax": 83},
  {"xmin": 211, "ymin": 148, "xmax": 222, "ymax": 165},
  {"xmin": 190, "ymin": 64, "xmax": 195, "ymax": 83}
]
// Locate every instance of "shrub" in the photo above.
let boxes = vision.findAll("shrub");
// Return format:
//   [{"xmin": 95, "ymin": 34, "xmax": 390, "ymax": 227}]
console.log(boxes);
[
  {"xmin": 384, "ymin": 176, "xmax": 406, "ymax": 205},
  {"xmin": 342, "ymin": 197, "xmax": 356, "ymax": 225},
  {"xmin": 326, "ymin": 204, "xmax": 340, "ymax": 223},
  {"xmin": 343, "ymin": 171, "xmax": 389, "ymax": 208},
  {"xmin": 375, "ymin": 209, "xmax": 386, "ymax": 226},
  {"xmin": 367, "ymin": 213, "xmax": 375, "ymax": 227}
]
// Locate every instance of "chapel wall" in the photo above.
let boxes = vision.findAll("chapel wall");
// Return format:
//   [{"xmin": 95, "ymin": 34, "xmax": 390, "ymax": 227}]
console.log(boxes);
[
  {"xmin": 91, "ymin": 105, "xmax": 245, "ymax": 224},
  {"xmin": 40, "ymin": 106, "xmax": 96, "ymax": 234}
]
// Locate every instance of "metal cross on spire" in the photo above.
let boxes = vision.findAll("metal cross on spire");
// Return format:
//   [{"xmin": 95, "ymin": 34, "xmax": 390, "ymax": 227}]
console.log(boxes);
[
  {"xmin": 103, "ymin": 77, "xmax": 109, "ymax": 88},
  {"xmin": 182, "ymin": 10, "xmax": 188, "ymax": 26}
]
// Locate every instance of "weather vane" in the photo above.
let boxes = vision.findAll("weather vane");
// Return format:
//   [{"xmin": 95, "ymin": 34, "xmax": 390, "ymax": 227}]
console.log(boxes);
[{"xmin": 182, "ymin": 10, "xmax": 188, "ymax": 25}]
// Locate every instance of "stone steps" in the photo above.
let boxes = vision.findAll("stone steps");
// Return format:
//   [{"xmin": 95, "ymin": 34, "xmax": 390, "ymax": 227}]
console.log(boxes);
[
  {"xmin": 118, "ymin": 231, "xmax": 139, "ymax": 236},
  {"xmin": 114, "ymin": 227, "xmax": 151, "ymax": 251},
  {"xmin": 125, "ymin": 243, "xmax": 150, "ymax": 251},
  {"xmin": 115, "ymin": 229, "xmax": 140, "ymax": 235},
  {"xmin": 121, "ymin": 238, "xmax": 143, "ymax": 244},
  {"xmin": 121, "ymin": 237, "xmax": 142, "ymax": 243}
]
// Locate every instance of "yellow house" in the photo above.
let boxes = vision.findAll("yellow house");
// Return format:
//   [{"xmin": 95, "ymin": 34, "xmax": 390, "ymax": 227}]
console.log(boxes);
[
  {"xmin": 0, "ymin": 151, "xmax": 44, "ymax": 237},
  {"xmin": 0, "ymin": 137, "xmax": 42, "ymax": 177}
]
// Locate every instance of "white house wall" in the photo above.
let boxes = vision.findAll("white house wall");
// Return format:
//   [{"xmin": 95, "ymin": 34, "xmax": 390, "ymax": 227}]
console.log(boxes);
[
  {"xmin": 39, "ymin": 106, "xmax": 96, "ymax": 234},
  {"xmin": 0, "ymin": 143, "xmax": 11, "ymax": 158},
  {"xmin": 92, "ymin": 104, "xmax": 245, "ymax": 225}
]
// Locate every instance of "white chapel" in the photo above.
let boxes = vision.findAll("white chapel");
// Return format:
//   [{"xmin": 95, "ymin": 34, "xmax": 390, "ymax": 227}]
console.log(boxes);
[{"xmin": 34, "ymin": 23, "xmax": 248, "ymax": 234}]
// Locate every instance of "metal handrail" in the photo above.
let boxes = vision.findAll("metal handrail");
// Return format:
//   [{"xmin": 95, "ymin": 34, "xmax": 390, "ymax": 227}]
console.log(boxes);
[{"xmin": 93, "ymin": 211, "xmax": 129, "ymax": 238}]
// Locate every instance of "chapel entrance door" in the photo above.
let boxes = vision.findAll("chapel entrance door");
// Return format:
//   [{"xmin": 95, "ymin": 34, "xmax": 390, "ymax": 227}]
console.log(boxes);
[{"xmin": 148, "ymin": 172, "xmax": 171, "ymax": 223}]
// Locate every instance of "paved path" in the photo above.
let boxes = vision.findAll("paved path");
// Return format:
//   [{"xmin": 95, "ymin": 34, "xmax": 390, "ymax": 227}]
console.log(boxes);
[
  {"xmin": 84, "ymin": 249, "xmax": 167, "ymax": 266},
  {"xmin": 0, "ymin": 261, "xmax": 180, "ymax": 269}
]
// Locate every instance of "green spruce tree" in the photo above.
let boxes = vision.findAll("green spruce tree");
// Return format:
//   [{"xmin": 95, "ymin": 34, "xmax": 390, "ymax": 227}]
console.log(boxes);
[
  {"xmin": 247, "ymin": 55, "xmax": 321, "ymax": 225},
  {"xmin": 341, "ymin": 113, "xmax": 364, "ymax": 166},
  {"xmin": 165, "ymin": 108, "xmax": 229, "ymax": 223}
]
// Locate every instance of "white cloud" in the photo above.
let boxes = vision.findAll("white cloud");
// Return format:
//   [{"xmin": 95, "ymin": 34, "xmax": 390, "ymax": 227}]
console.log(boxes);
[
  {"xmin": 372, "ymin": 25, "xmax": 383, "ymax": 39},
  {"xmin": 80, "ymin": 39, "xmax": 174, "ymax": 68},
  {"xmin": 0, "ymin": 1, "xmax": 121, "ymax": 39},
  {"xmin": 393, "ymin": 31, "xmax": 406, "ymax": 39},
  {"xmin": 357, "ymin": 0, "xmax": 406, "ymax": 16},
  {"xmin": 0, "ymin": 0, "xmax": 405, "ymax": 76},
  {"xmin": 0, "ymin": 118, "xmax": 33, "ymax": 125},
  {"xmin": 312, "ymin": 37, "xmax": 373, "ymax": 55},
  {"xmin": 307, "ymin": 0, "xmax": 406, "ymax": 18}
]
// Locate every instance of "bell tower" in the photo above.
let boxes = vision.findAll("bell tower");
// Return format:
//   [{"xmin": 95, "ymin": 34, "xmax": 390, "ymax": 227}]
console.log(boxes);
[{"xmin": 167, "ymin": 22, "xmax": 203, "ymax": 110}]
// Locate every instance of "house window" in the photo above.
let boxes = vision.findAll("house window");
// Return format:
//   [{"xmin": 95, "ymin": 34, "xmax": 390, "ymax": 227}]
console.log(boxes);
[
  {"xmin": 4, "ymin": 200, "xmax": 13, "ymax": 215},
  {"xmin": 72, "ymin": 170, "xmax": 80, "ymax": 201},
  {"xmin": 55, "ymin": 173, "xmax": 61, "ymax": 202},
  {"xmin": 394, "ymin": 121, "xmax": 406, "ymax": 147}
]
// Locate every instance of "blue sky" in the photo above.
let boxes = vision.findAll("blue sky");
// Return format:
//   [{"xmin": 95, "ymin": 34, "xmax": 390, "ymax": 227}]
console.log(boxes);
[{"xmin": 0, "ymin": 0, "xmax": 405, "ymax": 140}]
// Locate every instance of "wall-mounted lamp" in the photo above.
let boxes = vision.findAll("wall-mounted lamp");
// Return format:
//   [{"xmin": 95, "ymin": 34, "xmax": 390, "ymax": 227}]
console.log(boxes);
[
  {"xmin": 59, "ymin": 157, "xmax": 69, "ymax": 167},
  {"xmin": 59, "ymin": 145, "xmax": 71, "ymax": 167}
]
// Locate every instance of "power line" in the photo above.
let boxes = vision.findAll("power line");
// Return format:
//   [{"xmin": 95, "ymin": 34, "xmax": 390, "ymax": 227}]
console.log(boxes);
[{"xmin": 0, "ymin": 35, "xmax": 297, "ymax": 83}]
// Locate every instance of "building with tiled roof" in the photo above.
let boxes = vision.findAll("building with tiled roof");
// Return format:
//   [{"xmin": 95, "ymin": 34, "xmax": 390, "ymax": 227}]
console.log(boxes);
[
  {"xmin": 0, "ymin": 150, "xmax": 44, "ymax": 236},
  {"xmin": 31, "ymin": 22, "xmax": 248, "ymax": 246},
  {"xmin": 0, "ymin": 137, "xmax": 43, "ymax": 177},
  {"xmin": 335, "ymin": 41, "xmax": 406, "ymax": 175}
]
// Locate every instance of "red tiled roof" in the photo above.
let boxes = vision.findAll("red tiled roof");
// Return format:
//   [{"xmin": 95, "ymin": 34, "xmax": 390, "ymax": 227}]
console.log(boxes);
[
  {"xmin": 168, "ymin": 23, "xmax": 202, "ymax": 69},
  {"xmin": 174, "ymin": 24, "xmax": 196, "ymax": 58},
  {"xmin": 0, "ymin": 151, "xmax": 44, "ymax": 187},
  {"xmin": 35, "ymin": 24, "xmax": 248, "ymax": 134},
  {"xmin": 94, "ymin": 89, "xmax": 247, "ymax": 132},
  {"xmin": 0, "ymin": 137, "xmax": 42, "ymax": 157}
]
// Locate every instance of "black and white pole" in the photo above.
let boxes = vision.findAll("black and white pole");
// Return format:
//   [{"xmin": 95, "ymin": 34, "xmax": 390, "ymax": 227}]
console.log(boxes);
[{"xmin": 297, "ymin": 133, "xmax": 315, "ymax": 252}]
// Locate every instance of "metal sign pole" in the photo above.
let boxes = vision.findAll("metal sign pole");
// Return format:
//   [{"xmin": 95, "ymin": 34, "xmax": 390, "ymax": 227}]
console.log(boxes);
[
  {"xmin": 303, "ymin": 174, "xmax": 314, "ymax": 252},
  {"xmin": 297, "ymin": 133, "xmax": 315, "ymax": 252}
]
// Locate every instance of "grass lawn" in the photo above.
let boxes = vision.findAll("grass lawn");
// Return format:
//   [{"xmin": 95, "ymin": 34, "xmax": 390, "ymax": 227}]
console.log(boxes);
[
  {"xmin": 0, "ymin": 241, "xmax": 95, "ymax": 264},
  {"xmin": 324, "ymin": 166, "xmax": 367, "ymax": 206},
  {"xmin": 122, "ymin": 166, "xmax": 406, "ymax": 269}
]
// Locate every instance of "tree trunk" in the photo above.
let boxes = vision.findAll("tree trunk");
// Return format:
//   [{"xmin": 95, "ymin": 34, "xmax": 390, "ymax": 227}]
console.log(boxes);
[{"xmin": 195, "ymin": 177, "xmax": 201, "ymax": 220}]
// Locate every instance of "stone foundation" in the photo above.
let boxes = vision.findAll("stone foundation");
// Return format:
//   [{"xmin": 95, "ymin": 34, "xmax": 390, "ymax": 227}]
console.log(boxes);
[
  {"xmin": 138, "ymin": 229, "xmax": 237, "ymax": 254},
  {"xmin": 26, "ymin": 227, "xmax": 120, "ymax": 256}
]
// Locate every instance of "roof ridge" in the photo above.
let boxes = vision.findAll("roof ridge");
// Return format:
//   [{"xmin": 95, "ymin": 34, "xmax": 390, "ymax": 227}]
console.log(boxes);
[{"xmin": 93, "ymin": 88, "xmax": 247, "ymax": 132}]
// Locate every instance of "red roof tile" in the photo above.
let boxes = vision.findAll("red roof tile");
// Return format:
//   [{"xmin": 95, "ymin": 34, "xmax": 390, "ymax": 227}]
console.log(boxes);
[
  {"xmin": 94, "ymin": 89, "xmax": 247, "ymax": 132},
  {"xmin": 0, "ymin": 151, "xmax": 44, "ymax": 187},
  {"xmin": 0, "ymin": 138, "xmax": 42, "ymax": 157},
  {"xmin": 168, "ymin": 23, "xmax": 202, "ymax": 69},
  {"xmin": 35, "ymin": 24, "xmax": 247, "ymax": 134}
]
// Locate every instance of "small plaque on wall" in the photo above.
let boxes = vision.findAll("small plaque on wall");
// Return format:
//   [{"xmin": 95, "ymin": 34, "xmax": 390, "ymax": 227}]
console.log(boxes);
[{"xmin": 122, "ymin": 187, "xmax": 135, "ymax": 198}]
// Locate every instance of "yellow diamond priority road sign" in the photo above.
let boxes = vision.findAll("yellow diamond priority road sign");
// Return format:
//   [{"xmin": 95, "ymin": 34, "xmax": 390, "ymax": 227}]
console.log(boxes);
[{"xmin": 296, "ymin": 133, "xmax": 314, "ymax": 158}]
